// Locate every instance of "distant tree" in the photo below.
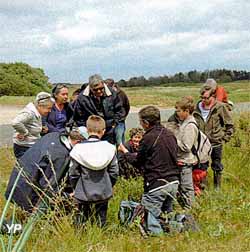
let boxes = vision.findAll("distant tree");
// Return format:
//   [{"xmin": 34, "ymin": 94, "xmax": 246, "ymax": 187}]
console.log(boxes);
[{"xmin": 0, "ymin": 62, "xmax": 51, "ymax": 96}]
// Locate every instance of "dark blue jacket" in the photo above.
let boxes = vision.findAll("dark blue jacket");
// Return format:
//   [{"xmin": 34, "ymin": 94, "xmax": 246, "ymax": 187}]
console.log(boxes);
[
  {"xmin": 44, "ymin": 103, "xmax": 73, "ymax": 133},
  {"xmin": 73, "ymin": 84, "xmax": 124, "ymax": 143},
  {"xmin": 5, "ymin": 132, "xmax": 72, "ymax": 212}
]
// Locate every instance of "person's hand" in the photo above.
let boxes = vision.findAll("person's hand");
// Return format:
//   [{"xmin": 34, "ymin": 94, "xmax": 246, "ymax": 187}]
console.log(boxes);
[
  {"xmin": 41, "ymin": 126, "xmax": 48, "ymax": 134},
  {"xmin": 118, "ymin": 143, "xmax": 129, "ymax": 153},
  {"xmin": 16, "ymin": 133, "xmax": 25, "ymax": 141}
]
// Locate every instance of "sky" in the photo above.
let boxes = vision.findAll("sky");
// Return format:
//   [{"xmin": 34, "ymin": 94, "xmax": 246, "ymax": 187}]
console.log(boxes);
[{"xmin": 1, "ymin": 0, "xmax": 250, "ymax": 83}]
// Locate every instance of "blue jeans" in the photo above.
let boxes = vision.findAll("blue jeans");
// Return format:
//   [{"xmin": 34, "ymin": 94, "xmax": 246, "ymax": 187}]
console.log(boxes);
[
  {"xmin": 141, "ymin": 181, "xmax": 179, "ymax": 235},
  {"xmin": 114, "ymin": 122, "xmax": 126, "ymax": 145}
]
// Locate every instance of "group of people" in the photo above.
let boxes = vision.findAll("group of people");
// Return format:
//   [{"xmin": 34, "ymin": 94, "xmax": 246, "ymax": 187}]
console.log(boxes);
[{"xmin": 5, "ymin": 75, "xmax": 234, "ymax": 235}]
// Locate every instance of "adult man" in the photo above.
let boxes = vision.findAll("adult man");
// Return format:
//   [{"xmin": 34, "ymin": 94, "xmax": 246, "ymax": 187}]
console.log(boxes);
[
  {"xmin": 5, "ymin": 130, "xmax": 84, "ymax": 212},
  {"xmin": 105, "ymin": 78, "xmax": 130, "ymax": 145},
  {"xmin": 119, "ymin": 106, "xmax": 180, "ymax": 235},
  {"xmin": 202, "ymin": 78, "xmax": 228, "ymax": 103},
  {"xmin": 193, "ymin": 87, "xmax": 234, "ymax": 189},
  {"xmin": 74, "ymin": 74, "xmax": 124, "ymax": 144}
]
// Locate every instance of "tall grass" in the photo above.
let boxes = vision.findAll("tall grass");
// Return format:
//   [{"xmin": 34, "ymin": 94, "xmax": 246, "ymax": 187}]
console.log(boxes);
[{"xmin": 0, "ymin": 113, "xmax": 250, "ymax": 251}]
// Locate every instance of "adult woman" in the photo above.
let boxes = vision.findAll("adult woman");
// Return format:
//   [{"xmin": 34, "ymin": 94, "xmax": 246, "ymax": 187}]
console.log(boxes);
[
  {"xmin": 12, "ymin": 92, "xmax": 54, "ymax": 158},
  {"xmin": 45, "ymin": 84, "xmax": 73, "ymax": 133}
]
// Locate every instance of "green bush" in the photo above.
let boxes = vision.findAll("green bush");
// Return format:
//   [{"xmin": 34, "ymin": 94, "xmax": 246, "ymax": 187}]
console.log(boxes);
[{"xmin": 0, "ymin": 62, "xmax": 51, "ymax": 96}]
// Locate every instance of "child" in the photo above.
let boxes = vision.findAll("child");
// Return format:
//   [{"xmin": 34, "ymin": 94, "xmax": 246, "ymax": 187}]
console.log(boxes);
[
  {"xmin": 119, "ymin": 106, "xmax": 180, "ymax": 235},
  {"xmin": 175, "ymin": 96, "xmax": 198, "ymax": 209},
  {"xmin": 118, "ymin": 128, "xmax": 144, "ymax": 179},
  {"xmin": 69, "ymin": 115, "xmax": 119, "ymax": 227}
]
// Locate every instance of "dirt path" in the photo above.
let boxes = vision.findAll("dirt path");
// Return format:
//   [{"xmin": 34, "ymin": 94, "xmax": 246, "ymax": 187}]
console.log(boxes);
[
  {"xmin": 0, "ymin": 105, "xmax": 145, "ymax": 125},
  {"xmin": 0, "ymin": 105, "xmax": 25, "ymax": 125}
]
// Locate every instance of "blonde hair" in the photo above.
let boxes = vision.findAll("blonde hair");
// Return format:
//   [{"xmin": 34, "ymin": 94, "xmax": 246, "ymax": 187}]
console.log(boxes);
[
  {"xmin": 86, "ymin": 115, "xmax": 106, "ymax": 133},
  {"xmin": 175, "ymin": 96, "xmax": 195, "ymax": 114}
]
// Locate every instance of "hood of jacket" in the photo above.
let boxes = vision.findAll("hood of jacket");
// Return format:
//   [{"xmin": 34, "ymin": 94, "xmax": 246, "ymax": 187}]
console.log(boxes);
[{"xmin": 70, "ymin": 138, "xmax": 116, "ymax": 170}]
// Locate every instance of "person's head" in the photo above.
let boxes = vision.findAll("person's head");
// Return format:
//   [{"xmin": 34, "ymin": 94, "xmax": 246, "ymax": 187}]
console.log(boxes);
[
  {"xmin": 86, "ymin": 115, "xmax": 106, "ymax": 138},
  {"xmin": 89, "ymin": 74, "xmax": 105, "ymax": 97},
  {"xmin": 202, "ymin": 78, "xmax": 217, "ymax": 93},
  {"xmin": 138, "ymin": 106, "xmax": 161, "ymax": 130},
  {"xmin": 129, "ymin": 128, "xmax": 144, "ymax": 150},
  {"xmin": 70, "ymin": 88, "xmax": 81, "ymax": 102},
  {"xmin": 175, "ymin": 96, "xmax": 195, "ymax": 121},
  {"xmin": 200, "ymin": 88, "xmax": 215, "ymax": 106},
  {"xmin": 34, "ymin": 92, "xmax": 55, "ymax": 116},
  {"xmin": 52, "ymin": 84, "xmax": 69, "ymax": 104},
  {"xmin": 68, "ymin": 128, "xmax": 85, "ymax": 145},
  {"xmin": 105, "ymin": 78, "xmax": 115, "ymax": 87}
]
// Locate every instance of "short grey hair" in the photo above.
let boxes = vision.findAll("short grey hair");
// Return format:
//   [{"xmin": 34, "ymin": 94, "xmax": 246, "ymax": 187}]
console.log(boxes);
[
  {"xmin": 200, "ymin": 78, "xmax": 217, "ymax": 95},
  {"xmin": 89, "ymin": 74, "xmax": 103, "ymax": 88},
  {"xmin": 204, "ymin": 78, "xmax": 217, "ymax": 90},
  {"xmin": 34, "ymin": 92, "xmax": 55, "ymax": 107}
]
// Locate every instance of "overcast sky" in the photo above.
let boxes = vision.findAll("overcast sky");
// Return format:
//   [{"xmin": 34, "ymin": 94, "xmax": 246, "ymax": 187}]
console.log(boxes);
[{"xmin": 1, "ymin": 0, "xmax": 249, "ymax": 83}]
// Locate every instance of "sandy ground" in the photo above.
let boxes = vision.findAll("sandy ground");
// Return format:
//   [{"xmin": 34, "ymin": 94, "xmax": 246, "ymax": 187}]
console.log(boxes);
[
  {"xmin": 0, "ymin": 105, "xmax": 143, "ymax": 125},
  {"xmin": 0, "ymin": 105, "xmax": 25, "ymax": 125}
]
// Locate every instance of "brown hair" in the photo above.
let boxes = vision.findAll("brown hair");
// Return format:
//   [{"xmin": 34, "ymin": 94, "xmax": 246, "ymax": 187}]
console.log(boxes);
[
  {"xmin": 139, "ymin": 106, "xmax": 161, "ymax": 126},
  {"xmin": 175, "ymin": 96, "xmax": 195, "ymax": 114},
  {"xmin": 129, "ymin": 128, "xmax": 144, "ymax": 138},
  {"xmin": 86, "ymin": 115, "xmax": 106, "ymax": 133},
  {"xmin": 69, "ymin": 129, "xmax": 85, "ymax": 141}
]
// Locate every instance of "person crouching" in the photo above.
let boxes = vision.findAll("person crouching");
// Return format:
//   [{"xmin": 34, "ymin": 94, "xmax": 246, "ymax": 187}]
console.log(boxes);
[{"xmin": 69, "ymin": 115, "xmax": 119, "ymax": 227}]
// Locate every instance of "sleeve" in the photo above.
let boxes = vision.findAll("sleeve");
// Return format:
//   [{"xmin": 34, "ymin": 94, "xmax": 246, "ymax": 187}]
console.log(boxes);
[
  {"xmin": 120, "ymin": 91, "xmax": 130, "ymax": 118},
  {"xmin": 107, "ymin": 154, "xmax": 119, "ymax": 186},
  {"xmin": 73, "ymin": 96, "xmax": 86, "ymax": 127},
  {"xmin": 68, "ymin": 159, "xmax": 81, "ymax": 189},
  {"xmin": 124, "ymin": 137, "xmax": 148, "ymax": 168},
  {"xmin": 12, "ymin": 112, "xmax": 33, "ymax": 136},
  {"xmin": 177, "ymin": 123, "xmax": 198, "ymax": 153},
  {"xmin": 113, "ymin": 93, "xmax": 124, "ymax": 124},
  {"xmin": 221, "ymin": 104, "xmax": 234, "ymax": 142},
  {"xmin": 45, "ymin": 111, "xmax": 60, "ymax": 133}
]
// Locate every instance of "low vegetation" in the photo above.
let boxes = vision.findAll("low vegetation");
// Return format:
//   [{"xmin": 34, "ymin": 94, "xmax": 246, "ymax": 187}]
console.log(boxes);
[
  {"xmin": 0, "ymin": 113, "xmax": 250, "ymax": 252},
  {"xmin": 0, "ymin": 81, "xmax": 249, "ymax": 107}
]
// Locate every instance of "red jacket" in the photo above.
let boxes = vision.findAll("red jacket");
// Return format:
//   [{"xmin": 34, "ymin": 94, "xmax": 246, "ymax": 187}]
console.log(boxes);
[{"xmin": 216, "ymin": 86, "xmax": 228, "ymax": 103}]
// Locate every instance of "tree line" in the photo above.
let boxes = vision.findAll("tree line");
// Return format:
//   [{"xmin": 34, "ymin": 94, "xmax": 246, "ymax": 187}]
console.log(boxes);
[
  {"xmin": 117, "ymin": 69, "xmax": 250, "ymax": 87},
  {"xmin": 0, "ymin": 62, "xmax": 249, "ymax": 96}
]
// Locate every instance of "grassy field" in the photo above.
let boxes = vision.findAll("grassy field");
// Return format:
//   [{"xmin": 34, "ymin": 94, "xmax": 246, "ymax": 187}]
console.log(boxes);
[
  {"xmin": 0, "ymin": 81, "xmax": 249, "ymax": 107},
  {"xmin": 0, "ymin": 113, "xmax": 250, "ymax": 251}
]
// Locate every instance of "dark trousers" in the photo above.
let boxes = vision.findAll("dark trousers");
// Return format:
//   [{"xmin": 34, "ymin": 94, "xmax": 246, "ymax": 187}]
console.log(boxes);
[
  {"xmin": 13, "ymin": 144, "xmax": 30, "ymax": 159},
  {"xmin": 211, "ymin": 145, "xmax": 223, "ymax": 173},
  {"xmin": 75, "ymin": 201, "xmax": 108, "ymax": 227}
]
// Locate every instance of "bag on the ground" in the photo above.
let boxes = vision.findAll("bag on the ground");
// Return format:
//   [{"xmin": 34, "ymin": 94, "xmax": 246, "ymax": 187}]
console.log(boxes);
[
  {"xmin": 188, "ymin": 122, "xmax": 212, "ymax": 165},
  {"xmin": 119, "ymin": 200, "xmax": 199, "ymax": 235}
]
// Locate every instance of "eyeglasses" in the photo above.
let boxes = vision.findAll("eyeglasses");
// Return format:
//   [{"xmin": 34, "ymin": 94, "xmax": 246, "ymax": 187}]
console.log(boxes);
[
  {"xmin": 201, "ymin": 96, "xmax": 210, "ymax": 100},
  {"xmin": 92, "ymin": 87, "xmax": 104, "ymax": 92}
]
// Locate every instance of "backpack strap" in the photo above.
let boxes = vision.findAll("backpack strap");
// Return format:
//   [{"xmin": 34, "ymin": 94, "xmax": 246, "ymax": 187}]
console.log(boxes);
[{"xmin": 186, "ymin": 122, "xmax": 201, "ymax": 164}]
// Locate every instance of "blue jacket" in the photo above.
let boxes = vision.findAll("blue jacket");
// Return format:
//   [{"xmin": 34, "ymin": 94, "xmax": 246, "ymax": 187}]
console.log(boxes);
[
  {"xmin": 44, "ymin": 103, "xmax": 73, "ymax": 133},
  {"xmin": 5, "ymin": 132, "xmax": 72, "ymax": 212}
]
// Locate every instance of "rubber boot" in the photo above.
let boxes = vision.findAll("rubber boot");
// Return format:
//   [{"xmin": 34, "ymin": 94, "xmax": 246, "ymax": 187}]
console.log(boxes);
[{"xmin": 213, "ymin": 172, "xmax": 222, "ymax": 190}]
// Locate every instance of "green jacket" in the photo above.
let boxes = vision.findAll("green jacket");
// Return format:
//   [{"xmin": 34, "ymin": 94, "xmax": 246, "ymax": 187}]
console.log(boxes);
[{"xmin": 193, "ymin": 101, "xmax": 234, "ymax": 146}]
